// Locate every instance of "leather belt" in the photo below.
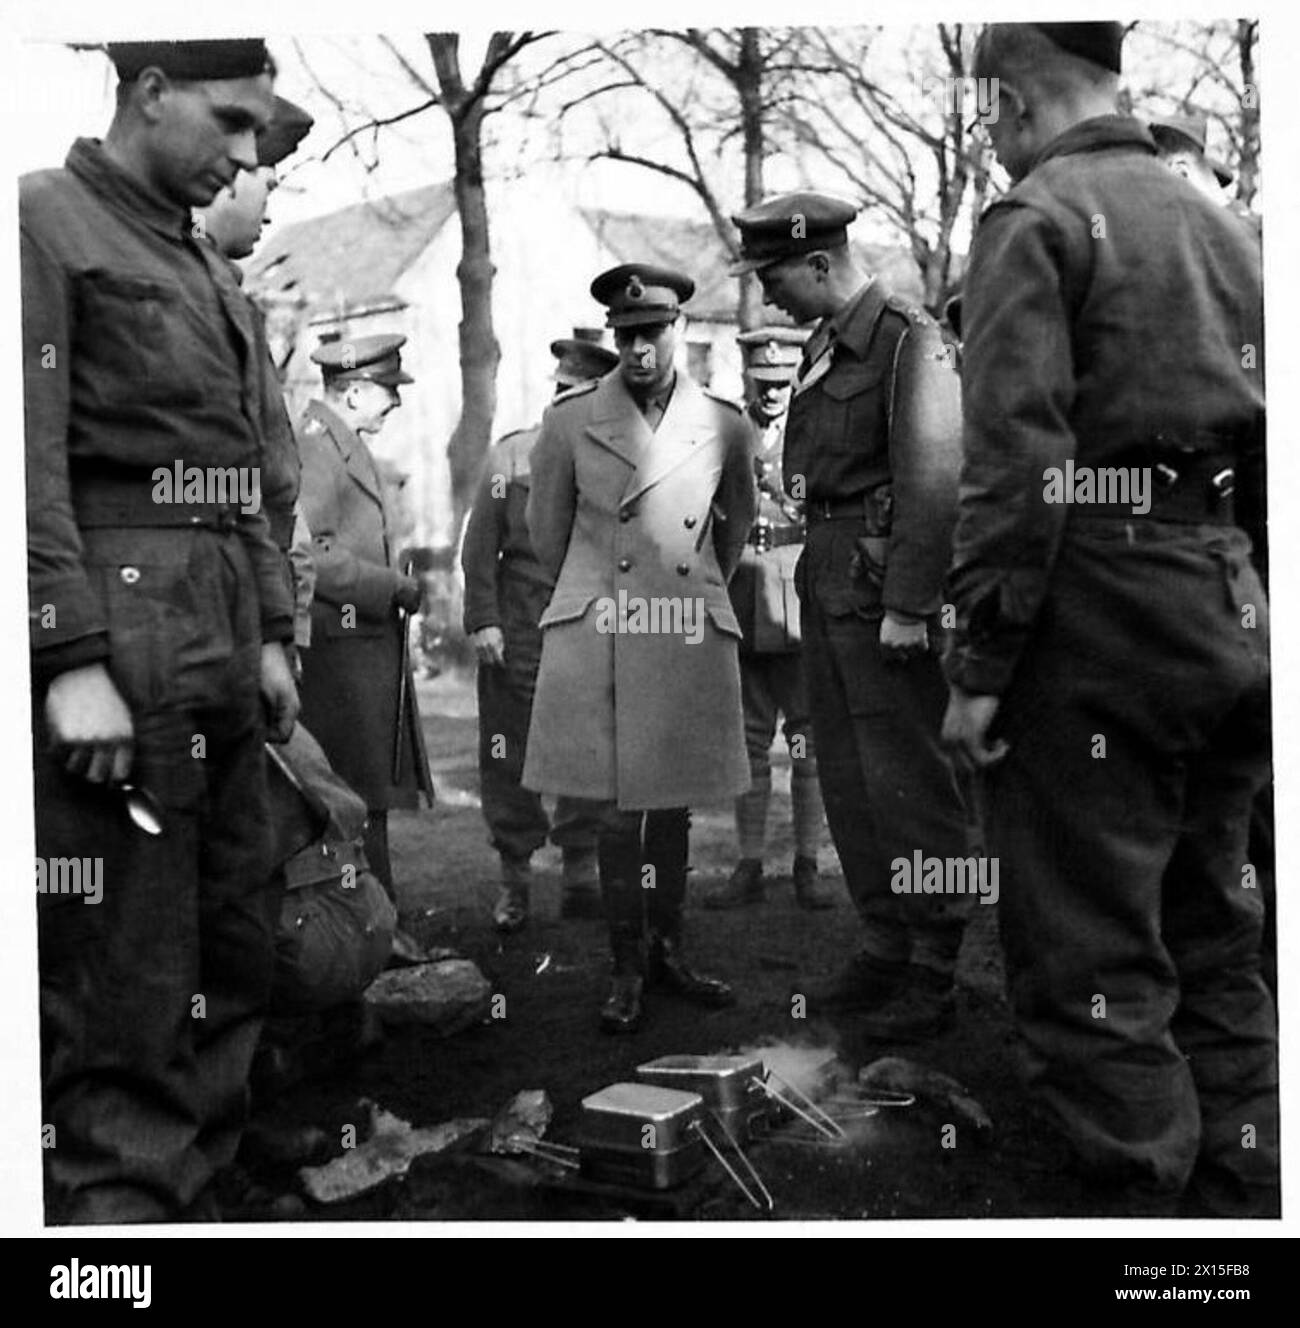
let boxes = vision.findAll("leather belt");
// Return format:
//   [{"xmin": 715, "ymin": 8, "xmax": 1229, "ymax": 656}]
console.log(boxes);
[
  {"xmin": 748, "ymin": 521, "xmax": 804, "ymax": 550},
  {"xmin": 71, "ymin": 472, "xmax": 245, "ymax": 532},
  {"xmin": 804, "ymin": 496, "xmax": 869, "ymax": 523},
  {"xmin": 1069, "ymin": 450, "xmax": 1238, "ymax": 525}
]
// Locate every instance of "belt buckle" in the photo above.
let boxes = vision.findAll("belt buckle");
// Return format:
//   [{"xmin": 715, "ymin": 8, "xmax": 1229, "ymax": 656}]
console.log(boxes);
[{"xmin": 753, "ymin": 516, "xmax": 772, "ymax": 553}]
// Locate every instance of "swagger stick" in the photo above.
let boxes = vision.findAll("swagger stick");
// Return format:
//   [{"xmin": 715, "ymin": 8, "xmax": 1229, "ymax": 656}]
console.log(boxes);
[{"xmin": 392, "ymin": 553, "xmax": 415, "ymax": 785}]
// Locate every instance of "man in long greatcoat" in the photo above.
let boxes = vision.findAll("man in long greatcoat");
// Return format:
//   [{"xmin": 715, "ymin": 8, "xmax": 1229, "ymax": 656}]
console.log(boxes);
[{"xmin": 523, "ymin": 263, "xmax": 756, "ymax": 1032}]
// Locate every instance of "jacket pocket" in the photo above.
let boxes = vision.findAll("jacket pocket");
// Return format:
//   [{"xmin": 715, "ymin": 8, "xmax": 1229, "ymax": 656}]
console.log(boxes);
[
  {"xmin": 84, "ymin": 553, "xmax": 186, "ymax": 709},
  {"xmin": 538, "ymin": 591, "xmax": 596, "ymax": 629},
  {"xmin": 76, "ymin": 270, "xmax": 196, "ymax": 405},
  {"xmin": 817, "ymin": 364, "xmax": 887, "ymax": 454}
]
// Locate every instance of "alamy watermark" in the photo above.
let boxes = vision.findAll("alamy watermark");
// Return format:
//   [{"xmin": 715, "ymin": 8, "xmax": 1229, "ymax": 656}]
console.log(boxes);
[
  {"xmin": 36, "ymin": 856, "xmax": 103, "ymax": 905},
  {"xmin": 920, "ymin": 75, "xmax": 999, "ymax": 125},
  {"xmin": 152, "ymin": 462, "xmax": 261, "ymax": 514},
  {"xmin": 593, "ymin": 592, "xmax": 707, "ymax": 645},
  {"xmin": 1043, "ymin": 462, "xmax": 1151, "ymax": 515},
  {"xmin": 891, "ymin": 851, "xmax": 999, "ymax": 906}
]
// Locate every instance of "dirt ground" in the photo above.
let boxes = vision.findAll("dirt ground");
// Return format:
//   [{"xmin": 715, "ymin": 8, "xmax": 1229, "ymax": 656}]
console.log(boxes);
[{"xmin": 228, "ymin": 670, "xmax": 1172, "ymax": 1224}]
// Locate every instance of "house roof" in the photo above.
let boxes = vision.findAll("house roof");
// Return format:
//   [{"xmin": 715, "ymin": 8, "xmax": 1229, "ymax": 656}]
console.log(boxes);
[{"xmin": 246, "ymin": 181, "xmax": 457, "ymax": 316}]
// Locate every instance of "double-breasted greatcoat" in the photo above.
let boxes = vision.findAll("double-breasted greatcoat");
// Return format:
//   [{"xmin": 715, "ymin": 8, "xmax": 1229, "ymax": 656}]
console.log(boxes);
[{"xmin": 523, "ymin": 370, "xmax": 756, "ymax": 810}]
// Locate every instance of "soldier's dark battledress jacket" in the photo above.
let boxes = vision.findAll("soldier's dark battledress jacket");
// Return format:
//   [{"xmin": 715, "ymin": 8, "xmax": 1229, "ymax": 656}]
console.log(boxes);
[
  {"xmin": 22, "ymin": 137, "xmax": 294, "ymax": 1219},
  {"xmin": 947, "ymin": 114, "xmax": 1273, "ymax": 1203}
]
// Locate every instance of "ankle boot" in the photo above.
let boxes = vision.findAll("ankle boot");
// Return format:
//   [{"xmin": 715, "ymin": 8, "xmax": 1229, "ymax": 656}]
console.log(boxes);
[
  {"xmin": 600, "ymin": 926, "xmax": 647, "ymax": 1033},
  {"xmin": 492, "ymin": 855, "xmax": 530, "ymax": 932}
]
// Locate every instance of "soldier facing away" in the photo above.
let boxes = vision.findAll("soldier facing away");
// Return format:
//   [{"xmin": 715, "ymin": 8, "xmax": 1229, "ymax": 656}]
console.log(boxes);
[{"xmin": 942, "ymin": 21, "xmax": 1276, "ymax": 1216}]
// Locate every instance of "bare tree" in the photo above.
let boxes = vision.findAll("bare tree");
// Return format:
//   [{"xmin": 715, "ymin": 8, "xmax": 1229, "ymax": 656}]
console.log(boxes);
[
  {"xmin": 551, "ymin": 28, "xmax": 805, "ymax": 328},
  {"xmin": 1126, "ymin": 19, "xmax": 1260, "ymax": 207},
  {"xmin": 295, "ymin": 31, "xmax": 555, "ymax": 532},
  {"xmin": 778, "ymin": 24, "xmax": 989, "ymax": 312}
]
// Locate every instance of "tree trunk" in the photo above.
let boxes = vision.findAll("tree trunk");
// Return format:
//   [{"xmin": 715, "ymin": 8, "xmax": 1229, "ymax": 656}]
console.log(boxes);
[
  {"xmin": 736, "ymin": 27, "xmax": 765, "ymax": 330},
  {"xmin": 1236, "ymin": 20, "xmax": 1259, "ymax": 207},
  {"xmin": 427, "ymin": 32, "xmax": 502, "ymax": 540}
]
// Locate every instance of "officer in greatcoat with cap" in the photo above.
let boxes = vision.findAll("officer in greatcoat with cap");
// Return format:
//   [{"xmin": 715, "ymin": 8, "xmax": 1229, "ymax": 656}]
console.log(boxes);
[
  {"xmin": 296, "ymin": 334, "xmax": 434, "ymax": 962},
  {"xmin": 704, "ymin": 326, "xmax": 830, "ymax": 911},
  {"xmin": 729, "ymin": 191, "xmax": 973, "ymax": 1041},
  {"xmin": 523, "ymin": 264, "xmax": 756, "ymax": 1033},
  {"xmin": 943, "ymin": 21, "xmax": 1276, "ymax": 1215},
  {"xmin": 24, "ymin": 37, "xmax": 299, "ymax": 1223},
  {"xmin": 461, "ymin": 331, "xmax": 615, "ymax": 931}
]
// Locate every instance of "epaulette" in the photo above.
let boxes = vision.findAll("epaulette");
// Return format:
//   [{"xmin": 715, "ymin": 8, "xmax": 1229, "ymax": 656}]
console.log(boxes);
[
  {"xmin": 551, "ymin": 380, "xmax": 599, "ymax": 405},
  {"xmin": 704, "ymin": 389, "xmax": 743, "ymax": 413},
  {"xmin": 883, "ymin": 292, "xmax": 937, "ymax": 327},
  {"xmin": 300, "ymin": 416, "xmax": 326, "ymax": 438}
]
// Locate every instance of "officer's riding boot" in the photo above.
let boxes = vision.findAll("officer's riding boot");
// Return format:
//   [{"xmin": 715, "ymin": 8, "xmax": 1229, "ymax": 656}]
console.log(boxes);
[
  {"xmin": 645, "ymin": 809, "xmax": 735, "ymax": 1008},
  {"xmin": 560, "ymin": 844, "xmax": 602, "ymax": 920},
  {"xmin": 492, "ymin": 855, "xmax": 530, "ymax": 933},
  {"xmin": 598, "ymin": 829, "xmax": 647, "ymax": 1034}
]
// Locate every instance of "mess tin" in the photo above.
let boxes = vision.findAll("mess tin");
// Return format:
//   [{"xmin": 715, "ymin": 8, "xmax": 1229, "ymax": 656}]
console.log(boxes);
[
  {"xmin": 636, "ymin": 1054, "xmax": 775, "ymax": 1143},
  {"xmin": 576, "ymin": 1082, "xmax": 708, "ymax": 1189}
]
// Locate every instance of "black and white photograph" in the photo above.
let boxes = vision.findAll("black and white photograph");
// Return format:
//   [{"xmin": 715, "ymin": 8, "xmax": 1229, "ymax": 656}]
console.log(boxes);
[{"xmin": 2, "ymin": 0, "xmax": 1293, "ymax": 1255}]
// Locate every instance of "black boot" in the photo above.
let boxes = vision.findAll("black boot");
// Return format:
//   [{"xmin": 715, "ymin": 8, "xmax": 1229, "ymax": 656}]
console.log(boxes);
[
  {"xmin": 644, "ymin": 808, "xmax": 735, "ymax": 1007},
  {"xmin": 598, "ymin": 825, "xmax": 647, "ymax": 1034}
]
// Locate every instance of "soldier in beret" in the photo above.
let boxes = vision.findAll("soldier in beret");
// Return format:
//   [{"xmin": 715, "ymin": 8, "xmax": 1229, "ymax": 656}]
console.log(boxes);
[
  {"xmin": 461, "ymin": 331, "xmax": 615, "ymax": 931},
  {"xmin": 944, "ymin": 22, "xmax": 1275, "ymax": 1214},
  {"xmin": 1147, "ymin": 112, "xmax": 1235, "ymax": 204},
  {"xmin": 296, "ymin": 335, "xmax": 434, "ymax": 964},
  {"xmin": 523, "ymin": 264, "xmax": 756, "ymax": 1033},
  {"xmin": 730, "ymin": 190, "xmax": 973, "ymax": 1041},
  {"xmin": 24, "ymin": 38, "xmax": 297, "ymax": 1223},
  {"xmin": 704, "ymin": 327, "xmax": 830, "ymax": 911}
]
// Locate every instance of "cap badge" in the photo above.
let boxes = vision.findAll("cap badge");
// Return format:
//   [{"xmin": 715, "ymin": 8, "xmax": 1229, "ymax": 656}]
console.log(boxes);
[
  {"xmin": 626, "ymin": 275, "xmax": 645, "ymax": 301},
  {"xmin": 762, "ymin": 343, "xmax": 780, "ymax": 364}
]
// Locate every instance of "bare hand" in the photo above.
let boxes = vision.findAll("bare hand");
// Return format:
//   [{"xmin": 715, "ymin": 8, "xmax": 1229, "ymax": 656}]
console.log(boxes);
[
  {"xmin": 44, "ymin": 663, "xmax": 135, "ymax": 783},
  {"xmin": 471, "ymin": 626, "xmax": 506, "ymax": 667},
  {"xmin": 394, "ymin": 575, "xmax": 423, "ymax": 615},
  {"xmin": 879, "ymin": 611, "xmax": 929, "ymax": 664},
  {"xmin": 260, "ymin": 643, "xmax": 300, "ymax": 743},
  {"xmin": 941, "ymin": 686, "xmax": 1010, "ymax": 772}
]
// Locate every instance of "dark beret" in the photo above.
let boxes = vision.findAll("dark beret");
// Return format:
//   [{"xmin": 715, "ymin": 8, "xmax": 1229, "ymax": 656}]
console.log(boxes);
[
  {"xmin": 1030, "ymin": 23, "xmax": 1124, "ymax": 74},
  {"xmin": 108, "ymin": 39, "xmax": 271, "ymax": 82},
  {"xmin": 258, "ymin": 96, "xmax": 314, "ymax": 167}
]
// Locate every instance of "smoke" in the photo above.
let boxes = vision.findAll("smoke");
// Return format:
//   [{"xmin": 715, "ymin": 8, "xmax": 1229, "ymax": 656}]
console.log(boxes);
[{"xmin": 735, "ymin": 1037, "xmax": 846, "ymax": 1102}]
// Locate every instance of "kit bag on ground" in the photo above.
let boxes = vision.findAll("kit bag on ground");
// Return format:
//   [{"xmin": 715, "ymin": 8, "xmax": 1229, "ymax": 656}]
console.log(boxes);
[{"xmin": 266, "ymin": 722, "xmax": 397, "ymax": 1014}]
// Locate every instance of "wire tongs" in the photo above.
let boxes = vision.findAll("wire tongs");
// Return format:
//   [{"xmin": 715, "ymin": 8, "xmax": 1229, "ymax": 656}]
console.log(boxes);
[
  {"xmin": 499, "ymin": 1135, "xmax": 581, "ymax": 1171},
  {"xmin": 689, "ymin": 1116, "xmax": 774, "ymax": 1214},
  {"xmin": 752, "ymin": 1071, "xmax": 847, "ymax": 1144}
]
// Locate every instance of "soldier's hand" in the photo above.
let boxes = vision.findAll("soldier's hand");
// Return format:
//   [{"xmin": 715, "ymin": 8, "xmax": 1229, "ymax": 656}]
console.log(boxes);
[
  {"xmin": 471, "ymin": 626, "xmax": 506, "ymax": 667},
  {"xmin": 941, "ymin": 686, "xmax": 1010, "ymax": 771},
  {"xmin": 393, "ymin": 575, "xmax": 424, "ymax": 615},
  {"xmin": 44, "ymin": 663, "xmax": 135, "ymax": 783},
  {"xmin": 260, "ymin": 643, "xmax": 300, "ymax": 744},
  {"xmin": 879, "ymin": 611, "xmax": 929, "ymax": 663}
]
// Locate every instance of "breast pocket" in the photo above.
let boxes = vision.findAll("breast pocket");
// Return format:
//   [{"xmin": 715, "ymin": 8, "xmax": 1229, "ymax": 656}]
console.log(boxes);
[
  {"xmin": 817, "ymin": 365, "xmax": 887, "ymax": 454},
  {"xmin": 75, "ymin": 270, "xmax": 197, "ymax": 406}
]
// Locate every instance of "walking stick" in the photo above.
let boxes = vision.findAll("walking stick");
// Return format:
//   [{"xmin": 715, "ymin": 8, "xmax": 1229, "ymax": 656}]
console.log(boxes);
[{"xmin": 392, "ymin": 553, "xmax": 415, "ymax": 785}]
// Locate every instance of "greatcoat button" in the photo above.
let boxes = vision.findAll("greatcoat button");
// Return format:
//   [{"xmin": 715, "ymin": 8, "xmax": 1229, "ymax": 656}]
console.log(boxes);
[
  {"xmin": 618, "ymin": 558, "xmax": 632, "ymax": 572},
  {"xmin": 120, "ymin": 566, "xmax": 141, "ymax": 585},
  {"xmin": 620, "ymin": 509, "xmax": 633, "ymax": 523},
  {"xmin": 683, "ymin": 515, "xmax": 697, "ymax": 529},
  {"xmin": 676, "ymin": 562, "xmax": 689, "ymax": 576}
]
